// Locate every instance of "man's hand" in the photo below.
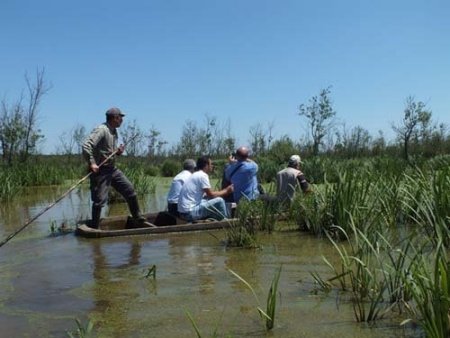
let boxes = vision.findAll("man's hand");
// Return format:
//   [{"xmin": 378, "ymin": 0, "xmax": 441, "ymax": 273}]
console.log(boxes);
[
  {"xmin": 228, "ymin": 154, "xmax": 237, "ymax": 163},
  {"xmin": 89, "ymin": 163, "xmax": 99, "ymax": 173},
  {"xmin": 116, "ymin": 144, "xmax": 125, "ymax": 156}
]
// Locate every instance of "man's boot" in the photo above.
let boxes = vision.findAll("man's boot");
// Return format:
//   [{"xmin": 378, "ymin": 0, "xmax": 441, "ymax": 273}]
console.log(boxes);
[
  {"xmin": 127, "ymin": 196, "xmax": 146, "ymax": 226},
  {"xmin": 91, "ymin": 206, "xmax": 102, "ymax": 229}
]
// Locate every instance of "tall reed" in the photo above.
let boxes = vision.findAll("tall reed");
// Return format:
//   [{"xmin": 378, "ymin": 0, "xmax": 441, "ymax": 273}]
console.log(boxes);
[
  {"xmin": 229, "ymin": 265, "xmax": 282, "ymax": 331},
  {"xmin": 0, "ymin": 169, "xmax": 22, "ymax": 201},
  {"xmin": 405, "ymin": 242, "xmax": 450, "ymax": 338}
]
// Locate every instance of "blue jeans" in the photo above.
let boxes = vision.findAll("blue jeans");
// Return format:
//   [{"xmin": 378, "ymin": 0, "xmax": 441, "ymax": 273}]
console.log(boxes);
[{"xmin": 186, "ymin": 197, "xmax": 229, "ymax": 221}]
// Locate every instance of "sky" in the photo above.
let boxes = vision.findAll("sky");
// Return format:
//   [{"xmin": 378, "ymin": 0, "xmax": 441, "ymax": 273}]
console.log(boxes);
[{"xmin": 1, "ymin": 0, "xmax": 449, "ymax": 154}]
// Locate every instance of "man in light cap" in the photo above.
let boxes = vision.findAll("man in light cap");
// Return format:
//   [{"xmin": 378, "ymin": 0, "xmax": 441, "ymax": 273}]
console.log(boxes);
[
  {"xmin": 82, "ymin": 107, "xmax": 146, "ymax": 228},
  {"xmin": 276, "ymin": 154, "xmax": 310, "ymax": 205},
  {"xmin": 167, "ymin": 158, "xmax": 196, "ymax": 215}
]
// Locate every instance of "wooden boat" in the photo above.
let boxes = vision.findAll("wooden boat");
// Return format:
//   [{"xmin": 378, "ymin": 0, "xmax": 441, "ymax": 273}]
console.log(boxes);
[{"xmin": 75, "ymin": 211, "xmax": 237, "ymax": 238}]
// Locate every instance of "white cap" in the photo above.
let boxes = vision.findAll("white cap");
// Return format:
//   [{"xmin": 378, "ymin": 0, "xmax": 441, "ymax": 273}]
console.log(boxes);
[{"xmin": 288, "ymin": 155, "xmax": 302, "ymax": 166}]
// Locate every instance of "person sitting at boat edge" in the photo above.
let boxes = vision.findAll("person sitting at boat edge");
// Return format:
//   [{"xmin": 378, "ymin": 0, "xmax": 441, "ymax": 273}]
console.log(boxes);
[
  {"xmin": 177, "ymin": 156, "xmax": 233, "ymax": 221},
  {"xmin": 224, "ymin": 146, "xmax": 259, "ymax": 203},
  {"xmin": 276, "ymin": 154, "xmax": 311, "ymax": 206},
  {"xmin": 167, "ymin": 158, "xmax": 196, "ymax": 216}
]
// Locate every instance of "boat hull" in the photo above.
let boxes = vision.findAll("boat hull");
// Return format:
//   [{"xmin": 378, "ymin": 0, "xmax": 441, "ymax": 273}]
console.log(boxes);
[{"xmin": 75, "ymin": 211, "xmax": 234, "ymax": 238}]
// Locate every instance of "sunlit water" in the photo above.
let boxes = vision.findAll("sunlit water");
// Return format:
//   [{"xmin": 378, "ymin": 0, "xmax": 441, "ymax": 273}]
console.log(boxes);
[{"xmin": 0, "ymin": 185, "xmax": 422, "ymax": 337}]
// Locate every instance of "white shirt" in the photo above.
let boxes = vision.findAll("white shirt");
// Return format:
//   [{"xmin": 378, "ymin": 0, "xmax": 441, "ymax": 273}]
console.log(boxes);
[
  {"xmin": 167, "ymin": 170, "xmax": 193, "ymax": 204},
  {"xmin": 177, "ymin": 170, "xmax": 210, "ymax": 213}
]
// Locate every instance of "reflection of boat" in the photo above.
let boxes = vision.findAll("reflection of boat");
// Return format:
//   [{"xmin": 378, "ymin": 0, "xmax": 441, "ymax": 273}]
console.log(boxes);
[{"xmin": 75, "ymin": 212, "xmax": 236, "ymax": 238}]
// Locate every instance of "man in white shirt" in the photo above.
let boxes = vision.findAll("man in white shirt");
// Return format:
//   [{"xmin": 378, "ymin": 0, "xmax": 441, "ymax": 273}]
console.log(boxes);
[
  {"xmin": 167, "ymin": 159, "xmax": 196, "ymax": 215},
  {"xmin": 178, "ymin": 156, "xmax": 233, "ymax": 221}
]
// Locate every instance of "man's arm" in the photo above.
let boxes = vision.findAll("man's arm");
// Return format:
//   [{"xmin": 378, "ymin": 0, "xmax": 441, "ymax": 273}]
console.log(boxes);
[
  {"xmin": 297, "ymin": 174, "xmax": 311, "ymax": 193},
  {"xmin": 82, "ymin": 126, "xmax": 105, "ymax": 172},
  {"xmin": 204, "ymin": 185, "xmax": 233, "ymax": 198}
]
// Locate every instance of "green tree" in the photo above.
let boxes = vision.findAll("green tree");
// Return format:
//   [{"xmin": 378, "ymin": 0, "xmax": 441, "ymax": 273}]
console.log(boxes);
[
  {"xmin": 392, "ymin": 96, "xmax": 432, "ymax": 162},
  {"xmin": 298, "ymin": 86, "xmax": 336, "ymax": 156}
]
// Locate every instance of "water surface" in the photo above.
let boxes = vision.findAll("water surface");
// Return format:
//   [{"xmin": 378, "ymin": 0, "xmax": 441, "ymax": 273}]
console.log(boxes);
[{"xmin": 0, "ymin": 186, "xmax": 421, "ymax": 337}]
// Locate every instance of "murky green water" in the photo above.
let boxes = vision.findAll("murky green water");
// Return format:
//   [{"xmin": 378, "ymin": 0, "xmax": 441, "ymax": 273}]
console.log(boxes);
[{"xmin": 0, "ymin": 185, "xmax": 421, "ymax": 337}]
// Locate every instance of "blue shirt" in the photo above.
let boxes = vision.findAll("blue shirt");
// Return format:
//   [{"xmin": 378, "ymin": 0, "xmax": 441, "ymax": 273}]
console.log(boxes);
[{"xmin": 225, "ymin": 160, "xmax": 259, "ymax": 202}]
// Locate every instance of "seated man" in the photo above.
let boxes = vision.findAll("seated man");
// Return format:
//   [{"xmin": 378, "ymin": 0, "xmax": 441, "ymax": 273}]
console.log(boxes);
[
  {"xmin": 224, "ymin": 146, "xmax": 259, "ymax": 203},
  {"xmin": 178, "ymin": 156, "xmax": 233, "ymax": 221},
  {"xmin": 276, "ymin": 155, "xmax": 311, "ymax": 205},
  {"xmin": 167, "ymin": 159, "xmax": 196, "ymax": 216}
]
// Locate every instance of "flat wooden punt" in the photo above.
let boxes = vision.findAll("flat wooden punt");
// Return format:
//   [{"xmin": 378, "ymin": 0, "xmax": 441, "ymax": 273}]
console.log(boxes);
[{"xmin": 75, "ymin": 211, "xmax": 236, "ymax": 238}]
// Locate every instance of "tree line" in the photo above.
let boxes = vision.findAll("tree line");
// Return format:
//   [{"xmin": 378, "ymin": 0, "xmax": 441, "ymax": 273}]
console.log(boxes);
[{"xmin": 1, "ymin": 70, "xmax": 449, "ymax": 166}]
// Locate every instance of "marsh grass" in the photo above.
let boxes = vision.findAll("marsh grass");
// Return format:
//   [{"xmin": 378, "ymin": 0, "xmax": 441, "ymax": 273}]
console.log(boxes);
[
  {"xmin": 109, "ymin": 167, "xmax": 157, "ymax": 202},
  {"xmin": 404, "ymin": 242, "xmax": 450, "ymax": 338},
  {"xmin": 225, "ymin": 200, "xmax": 260, "ymax": 248},
  {"xmin": 185, "ymin": 309, "xmax": 230, "ymax": 338},
  {"xmin": 66, "ymin": 318, "xmax": 94, "ymax": 338},
  {"xmin": 228, "ymin": 265, "xmax": 282, "ymax": 330},
  {"xmin": 144, "ymin": 265, "xmax": 156, "ymax": 279},
  {"xmin": 0, "ymin": 170, "xmax": 22, "ymax": 201}
]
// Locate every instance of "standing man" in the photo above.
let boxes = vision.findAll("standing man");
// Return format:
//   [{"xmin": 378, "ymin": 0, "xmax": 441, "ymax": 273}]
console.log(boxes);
[
  {"xmin": 82, "ymin": 107, "xmax": 146, "ymax": 229},
  {"xmin": 167, "ymin": 158, "xmax": 196, "ymax": 215},
  {"xmin": 178, "ymin": 156, "xmax": 233, "ymax": 221},
  {"xmin": 225, "ymin": 146, "xmax": 259, "ymax": 203},
  {"xmin": 276, "ymin": 155, "xmax": 310, "ymax": 205}
]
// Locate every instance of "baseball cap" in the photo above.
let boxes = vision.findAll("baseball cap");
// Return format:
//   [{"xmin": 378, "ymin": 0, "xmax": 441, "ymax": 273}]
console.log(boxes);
[
  {"xmin": 105, "ymin": 107, "xmax": 125, "ymax": 117},
  {"xmin": 288, "ymin": 155, "xmax": 303, "ymax": 166}
]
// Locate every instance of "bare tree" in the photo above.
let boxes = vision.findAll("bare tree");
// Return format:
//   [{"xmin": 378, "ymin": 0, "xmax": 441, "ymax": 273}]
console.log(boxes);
[
  {"xmin": 392, "ymin": 96, "xmax": 432, "ymax": 162},
  {"xmin": 57, "ymin": 124, "xmax": 86, "ymax": 155},
  {"xmin": 120, "ymin": 119, "xmax": 145, "ymax": 156},
  {"xmin": 298, "ymin": 86, "xmax": 336, "ymax": 156},
  {"xmin": 248, "ymin": 123, "xmax": 267, "ymax": 156},
  {"xmin": 0, "ymin": 68, "xmax": 50, "ymax": 163},
  {"xmin": 21, "ymin": 68, "xmax": 51, "ymax": 161}
]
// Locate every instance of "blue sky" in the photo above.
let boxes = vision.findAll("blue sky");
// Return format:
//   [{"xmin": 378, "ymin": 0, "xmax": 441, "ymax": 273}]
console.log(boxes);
[{"xmin": 1, "ymin": 0, "xmax": 449, "ymax": 154}]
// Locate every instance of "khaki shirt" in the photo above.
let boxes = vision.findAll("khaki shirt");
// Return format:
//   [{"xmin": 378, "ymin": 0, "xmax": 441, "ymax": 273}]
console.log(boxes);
[
  {"xmin": 276, "ymin": 167, "xmax": 303, "ymax": 204},
  {"xmin": 82, "ymin": 123, "xmax": 118, "ymax": 166}
]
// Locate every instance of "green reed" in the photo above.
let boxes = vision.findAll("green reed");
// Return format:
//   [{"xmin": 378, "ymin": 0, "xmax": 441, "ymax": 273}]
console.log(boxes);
[
  {"xmin": 123, "ymin": 167, "xmax": 157, "ymax": 195},
  {"xmin": 0, "ymin": 169, "xmax": 22, "ymax": 201},
  {"xmin": 404, "ymin": 241, "xmax": 450, "ymax": 338},
  {"xmin": 229, "ymin": 265, "xmax": 282, "ymax": 331},
  {"xmin": 66, "ymin": 318, "xmax": 94, "ymax": 338},
  {"xmin": 109, "ymin": 167, "xmax": 156, "ymax": 202},
  {"xmin": 401, "ymin": 168, "xmax": 450, "ymax": 246},
  {"xmin": 225, "ymin": 200, "xmax": 260, "ymax": 248}
]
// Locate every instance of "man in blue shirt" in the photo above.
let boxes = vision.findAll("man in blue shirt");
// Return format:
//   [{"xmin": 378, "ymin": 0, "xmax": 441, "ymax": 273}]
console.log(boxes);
[{"xmin": 224, "ymin": 146, "xmax": 259, "ymax": 203}]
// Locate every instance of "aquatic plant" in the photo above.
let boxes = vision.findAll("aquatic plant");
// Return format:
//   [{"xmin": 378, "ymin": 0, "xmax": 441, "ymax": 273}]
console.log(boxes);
[
  {"xmin": 404, "ymin": 242, "xmax": 450, "ymax": 338},
  {"xmin": 225, "ymin": 200, "xmax": 260, "ymax": 248},
  {"xmin": 0, "ymin": 169, "xmax": 22, "ymax": 201},
  {"xmin": 66, "ymin": 318, "xmax": 94, "ymax": 338},
  {"xmin": 144, "ymin": 265, "xmax": 156, "ymax": 279},
  {"xmin": 228, "ymin": 265, "xmax": 282, "ymax": 330},
  {"xmin": 185, "ymin": 309, "xmax": 229, "ymax": 338}
]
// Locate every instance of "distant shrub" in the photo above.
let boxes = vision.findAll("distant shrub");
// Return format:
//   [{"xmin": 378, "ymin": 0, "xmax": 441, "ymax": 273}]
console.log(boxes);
[
  {"xmin": 144, "ymin": 165, "xmax": 160, "ymax": 177},
  {"xmin": 160, "ymin": 160, "xmax": 179, "ymax": 177}
]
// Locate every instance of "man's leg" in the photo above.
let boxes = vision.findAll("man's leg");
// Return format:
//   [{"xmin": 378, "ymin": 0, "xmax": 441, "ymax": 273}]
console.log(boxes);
[
  {"xmin": 111, "ymin": 168, "xmax": 145, "ymax": 222},
  {"xmin": 202, "ymin": 197, "xmax": 229, "ymax": 220},
  {"xmin": 89, "ymin": 170, "xmax": 111, "ymax": 229}
]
